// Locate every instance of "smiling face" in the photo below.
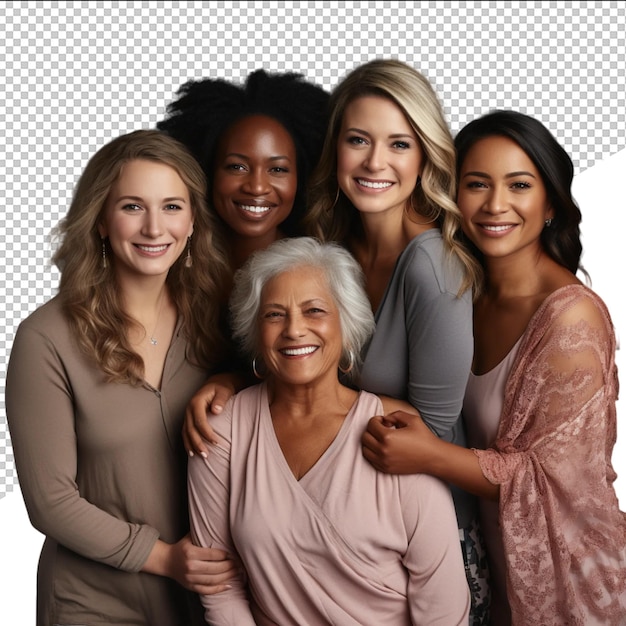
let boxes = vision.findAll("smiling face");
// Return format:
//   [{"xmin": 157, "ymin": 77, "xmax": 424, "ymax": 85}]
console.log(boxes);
[
  {"xmin": 259, "ymin": 266, "xmax": 344, "ymax": 388},
  {"xmin": 212, "ymin": 114, "xmax": 298, "ymax": 246},
  {"xmin": 98, "ymin": 159, "xmax": 194, "ymax": 284},
  {"xmin": 457, "ymin": 135, "xmax": 553, "ymax": 263},
  {"xmin": 336, "ymin": 95, "xmax": 423, "ymax": 220}
]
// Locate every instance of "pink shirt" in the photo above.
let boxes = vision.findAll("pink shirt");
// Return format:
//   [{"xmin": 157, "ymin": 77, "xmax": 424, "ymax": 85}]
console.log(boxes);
[{"xmin": 188, "ymin": 384, "xmax": 470, "ymax": 625}]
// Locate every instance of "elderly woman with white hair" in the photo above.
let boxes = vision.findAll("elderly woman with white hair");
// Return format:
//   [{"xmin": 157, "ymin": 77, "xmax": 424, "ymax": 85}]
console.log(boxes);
[{"xmin": 187, "ymin": 237, "xmax": 470, "ymax": 625}]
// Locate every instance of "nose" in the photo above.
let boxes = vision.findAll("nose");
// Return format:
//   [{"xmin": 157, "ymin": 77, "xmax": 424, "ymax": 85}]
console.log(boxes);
[
  {"xmin": 241, "ymin": 168, "xmax": 271, "ymax": 195},
  {"xmin": 141, "ymin": 209, "xmax": 164, "ymax": 238},
  {"xmin": 484, "ymin": 185, "xmax": 508, "ymax": 214},
  {"xmin": 363, "ymin": 143, "xmax": 385, "ymax": 172},
  {"xmin": 282, "ymin": 312, "xmax": 305, "ymax": 338}
]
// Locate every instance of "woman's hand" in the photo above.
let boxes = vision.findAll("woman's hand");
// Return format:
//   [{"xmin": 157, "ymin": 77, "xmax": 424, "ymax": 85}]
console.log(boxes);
[
  {"xmin": 362, "ymin": 410, "xmax": 439, "ymax": 474},
  {"xmin": 363, "ymin": 410, "xmax": 499, "ymax": 499},
  {"xmin": 183, "ymin": 373, "xmax": 243, "ymax": 456},
  {"xmin": 143, "ymin": 534, "xmax": 236, "ymax": 595}
]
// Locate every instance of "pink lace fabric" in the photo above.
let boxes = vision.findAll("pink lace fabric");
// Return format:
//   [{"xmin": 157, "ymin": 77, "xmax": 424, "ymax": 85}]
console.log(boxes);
[{"xmin": 475, "ymin": 284, "xmax": 626, "ymax": 625}]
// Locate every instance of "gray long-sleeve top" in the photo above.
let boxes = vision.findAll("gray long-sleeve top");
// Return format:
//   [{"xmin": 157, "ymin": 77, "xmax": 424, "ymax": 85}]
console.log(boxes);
[{"xmin": 358, "ymin": 230, "xmax": 475, "ymax": 527}]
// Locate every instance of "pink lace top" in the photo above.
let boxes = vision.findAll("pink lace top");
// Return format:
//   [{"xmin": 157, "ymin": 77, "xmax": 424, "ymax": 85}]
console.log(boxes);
[{"xmin": 473, "ymin": 284, "xmax": 626, "ymax": 625}]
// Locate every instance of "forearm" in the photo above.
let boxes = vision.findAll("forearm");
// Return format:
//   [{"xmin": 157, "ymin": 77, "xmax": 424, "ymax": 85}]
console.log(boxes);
[{"xmin": 428, "ymin": 439, "xmax": 499, "ymax": 500}]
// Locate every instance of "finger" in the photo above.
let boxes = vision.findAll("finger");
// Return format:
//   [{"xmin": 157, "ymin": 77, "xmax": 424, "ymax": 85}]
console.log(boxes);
[
  {"xmin": 361, "ymin": 445, "xmax": 384, "ymax": 472},
  {"xmin": 193, "ymin": 400, "xmax": 221, "ymax": 445},
  {"xmin": 184, "ymin": 408, "xmax": 210, "ymax": 457},
  {"xmin": 193, "ymin": 582, "xmax": 233, "ymax": 595},
  {"xmin": 365, "ymin": 416, "xmax": 391, "ymax": 441},
  {"xmin": 209, "ymin": 387, "xmax": 233, "ymax": 415}
]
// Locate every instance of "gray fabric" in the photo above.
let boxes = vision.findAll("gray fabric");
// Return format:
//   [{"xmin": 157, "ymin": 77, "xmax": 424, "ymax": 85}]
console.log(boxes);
[
  {"xmin": 6, "ymin": 296, "xmax": 207, "ymax": 626},
  {"xmin": 358, "ymin": 230, "xmax": 476, "ymax": 527}
]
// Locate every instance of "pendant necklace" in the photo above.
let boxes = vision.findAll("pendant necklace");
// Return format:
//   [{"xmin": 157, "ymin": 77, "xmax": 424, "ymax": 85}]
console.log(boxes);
[{"xmin": 149, "ymin": 288, "xmax": 166, "ymax": 346}]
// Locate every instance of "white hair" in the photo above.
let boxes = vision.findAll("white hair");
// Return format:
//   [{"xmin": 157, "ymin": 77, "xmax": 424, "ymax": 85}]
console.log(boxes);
[{"xmin": 229, "ymin": 237, "xmax": 375, "ymax": 380}]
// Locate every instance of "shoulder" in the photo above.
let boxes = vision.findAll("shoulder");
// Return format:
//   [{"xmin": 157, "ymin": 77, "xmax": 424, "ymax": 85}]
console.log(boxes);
[
  {"xmin": 397, "ymin": 230, "xmax": 466, "ymax": 297},
  {"xmin": 531, "ymin": 284, "xmax": 614, "ymax": 339},
  {"xmin": 13, "ymin": 296, "xmax": 71, "ymax": 347}
]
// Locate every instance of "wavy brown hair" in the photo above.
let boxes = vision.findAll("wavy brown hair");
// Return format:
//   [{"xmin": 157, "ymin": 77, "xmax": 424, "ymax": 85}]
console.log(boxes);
[
  {"xmin": 305, "ymin": 59, "xmax": 481, "ymax": 296},
  {"xmin": 53, "ymin": 130, "xmax": 230, "ymax": 385}
]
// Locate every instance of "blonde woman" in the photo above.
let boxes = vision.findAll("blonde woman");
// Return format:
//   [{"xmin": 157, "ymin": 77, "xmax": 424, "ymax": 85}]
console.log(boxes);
[{"xmin": 306, "ymin": 59, "xmax": 487, "ymax": 623}]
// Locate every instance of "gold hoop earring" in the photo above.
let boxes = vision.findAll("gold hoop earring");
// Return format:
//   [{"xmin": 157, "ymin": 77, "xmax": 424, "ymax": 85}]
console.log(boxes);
[
  {"xmin": 252, "ymin": 357, "xmax": 266, "ymax": 379},
  {"xmin": 339, "ymin": 350, "xmax": 355, "ymax": 375}
]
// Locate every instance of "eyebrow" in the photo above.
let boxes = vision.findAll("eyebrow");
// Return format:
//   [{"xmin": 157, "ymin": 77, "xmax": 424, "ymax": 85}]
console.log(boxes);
[
  {"xmin": 226, "ymin": 152, "xmax": 292, "ymax": 161},
  {"xmin": 345, "ymin": 127, "xmax": 414, "ymax": 140},
  {"xmin": 462, "ymin": 170, "xmax": 537, "ymax": 179},
  {"xmin": 261, "ymin": 298, "xmax": 330, "ymax": 309},
  {"xmin": 116, "ymin": 195, "xmax": 188, "ymax": 203}
]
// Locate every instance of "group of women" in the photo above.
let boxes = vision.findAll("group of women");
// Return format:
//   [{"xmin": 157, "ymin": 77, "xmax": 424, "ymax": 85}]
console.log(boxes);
[{"xmin": 6, "ymin": 58, "xmax": 626, "ymax": 626}]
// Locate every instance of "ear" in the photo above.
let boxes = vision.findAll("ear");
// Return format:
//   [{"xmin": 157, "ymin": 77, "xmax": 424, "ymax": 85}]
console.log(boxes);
[
  {"xmin": 97, "ymin": 221, "xmax": 107, "ymax": 238},
  {"xmin": 187, "ymin": 221, "xmax": 194, "ymax": 238},
  {"xmin": 545, "ymin": 204, "xmax": 555, "ymax": 221}
]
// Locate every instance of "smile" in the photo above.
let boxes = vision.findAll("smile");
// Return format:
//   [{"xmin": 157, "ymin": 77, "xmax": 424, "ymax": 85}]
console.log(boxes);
[
  {"xmin": 239, "ymin": 204, "xmax": 272, "ymax": 214},
  {"xmin": 280, "ymin": 346, "xmax": 318, "ymax": 356},
  {"xmin": 135, "ymin": 244, "xmax": 169, "ymax": 252},
  {"xmin": 357, "ymin": 179, "xmax": 393, "ymax": 189},
  {"xmin": 481, "ymin": 224, "xmax": 515, "ymax": 232}
]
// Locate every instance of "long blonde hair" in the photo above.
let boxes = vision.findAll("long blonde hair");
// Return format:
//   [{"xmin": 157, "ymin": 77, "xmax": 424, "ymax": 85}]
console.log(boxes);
[
  {"xmin": 306, "ymin": 59, "xmax": 481, "ymax": 295},
  {"xmin": 53, "ymin": 130, "xmax": 230, "ymax": 384}
]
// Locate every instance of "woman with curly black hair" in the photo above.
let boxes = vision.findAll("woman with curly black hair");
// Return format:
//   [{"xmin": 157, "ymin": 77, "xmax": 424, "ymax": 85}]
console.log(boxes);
[
  {"xmin": 158, "ymin": 69, "xmax": 330, "ymax": 271},
  {"xmin": 159, "ymin": 69, "xmax": 330, "ymax": 450}
]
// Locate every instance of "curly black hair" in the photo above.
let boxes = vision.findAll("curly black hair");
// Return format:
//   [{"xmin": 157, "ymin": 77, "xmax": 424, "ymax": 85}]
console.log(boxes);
[{"xmin": 157, "ymin": 70, "xmax": 330, "ymax": 236}]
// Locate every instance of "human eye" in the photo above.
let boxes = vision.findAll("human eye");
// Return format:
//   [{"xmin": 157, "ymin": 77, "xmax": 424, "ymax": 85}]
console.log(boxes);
[
  {"xmin": 164, "ymin": 203, "xmax": 183, "ymax": 211},
  {"xmin": 465, "ymin": 180, "xmax": 487, "ymax": 190},
  {"xmin": 392, "ymin": 140, "xmax": 411, "ymax": 150},
  {"xmin": 224, "ymin": 162, "xmax": 247, "ymax": 172},
  {"xmin": 510, "ymin": 181, "xmax": 532, "ymax": 190},
  {"xmin": 263, "ymin": 309, "xmax": 284, "ymax": 320},
  {"xmin": 121, "ymin": 203, "xmax": 142, "ymax": 211},
  {"xmin": 270, "ymin": 165, "xmax": 291, "ymax": 174},
  {"xmin": 346, "ymin": 135, "xmax": 368, "ymax": 146}
]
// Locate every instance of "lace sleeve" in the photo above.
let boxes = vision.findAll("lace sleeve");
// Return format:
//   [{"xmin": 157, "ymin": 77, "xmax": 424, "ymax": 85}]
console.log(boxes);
[{"xmin": 475, "ymin": 287, "xmax": 626, "ymax": 624}]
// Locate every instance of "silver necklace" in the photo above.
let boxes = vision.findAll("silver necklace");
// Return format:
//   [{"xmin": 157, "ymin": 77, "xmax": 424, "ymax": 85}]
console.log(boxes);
[{"xmin": 149, "ymin": 288, "xmax": 166, "ymax": 346}]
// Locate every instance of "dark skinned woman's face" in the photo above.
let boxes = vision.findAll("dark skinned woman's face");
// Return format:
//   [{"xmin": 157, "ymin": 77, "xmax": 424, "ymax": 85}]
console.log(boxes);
[{"xmin": 212, "ymin": 115, "xmax": 298, "ymax": 243}]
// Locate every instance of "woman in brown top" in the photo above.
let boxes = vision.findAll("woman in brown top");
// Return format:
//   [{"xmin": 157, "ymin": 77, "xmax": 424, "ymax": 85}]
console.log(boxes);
[{"xmin": 6, "ymin": 130, "xmax": 234, "ymax": 625}]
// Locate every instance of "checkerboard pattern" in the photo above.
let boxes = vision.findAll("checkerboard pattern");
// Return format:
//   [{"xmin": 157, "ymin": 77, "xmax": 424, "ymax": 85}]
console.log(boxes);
[{"xmin": 1, "ymin": 1, "xmax": 625, "ymax": 497}]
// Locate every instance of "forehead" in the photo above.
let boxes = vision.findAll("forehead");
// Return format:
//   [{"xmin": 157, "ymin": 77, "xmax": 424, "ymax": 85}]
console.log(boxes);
[
  {"xmin": 113, "ymin": 158, "xmax": 186, "ymax": 189},
  {"xmin": 341, "ymin": 95, "xmax": 414, "ymax": 132},
  {"xmin": 218, "ymin": 114, "xmax": 296, "ymax": 153},
  {"xmin": 262, "ymin": 266, "xmax": 333, "ymax": 302},
  {"xmin": 461, "ymin": 135, "xmax": 538, "ymax": 174}
]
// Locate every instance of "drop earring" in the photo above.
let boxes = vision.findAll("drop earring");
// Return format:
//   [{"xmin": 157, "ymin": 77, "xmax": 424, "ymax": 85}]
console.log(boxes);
[
  {"xmin": 101, "ymin": 237, "xmax": 107, "ymax": 269},
  {"xmin": 184, "ymin": 236, "xmax": 192, "ymax": 268}
]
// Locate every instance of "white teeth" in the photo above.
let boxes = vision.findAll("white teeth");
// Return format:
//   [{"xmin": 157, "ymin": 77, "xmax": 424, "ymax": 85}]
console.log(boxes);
[
  {"xmin": 281, "ymin": 346, "xmax": 317, "ymax": 356},
  {"xmin": 240, "ymin": 205, "xmax": 271, "ymax": 214},
  {"xmin": 483, "ymin": 225, "xmax": 512, "ymax": 232},
  {"xmin": 357, "ymin": 179, "xmax": 392, "ymax": 189},
  {"xmin": 137, "ymin": 244, "xmax": 168, "ymax": 252}
]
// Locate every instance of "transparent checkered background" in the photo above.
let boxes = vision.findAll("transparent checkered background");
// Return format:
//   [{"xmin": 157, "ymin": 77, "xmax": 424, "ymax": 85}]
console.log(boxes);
[{"xmin": 1, "ymin": 1, "xmax": 625, "ymax": 497}]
